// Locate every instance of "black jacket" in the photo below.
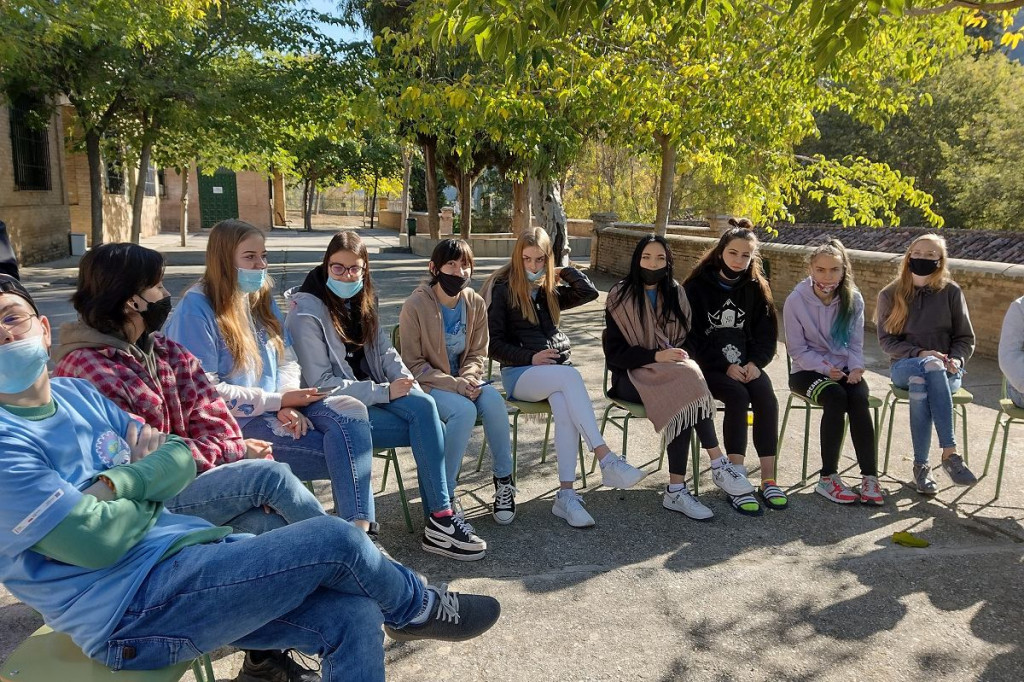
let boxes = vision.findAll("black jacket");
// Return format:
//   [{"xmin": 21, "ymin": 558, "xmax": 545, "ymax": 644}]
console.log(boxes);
[
  {"xmin": 487, "ymin": 267, "xmax": 598, "ymax": 368},
  {"xmin": 682, "ymin": 269, "xmax": 777, "ymax": 373}
]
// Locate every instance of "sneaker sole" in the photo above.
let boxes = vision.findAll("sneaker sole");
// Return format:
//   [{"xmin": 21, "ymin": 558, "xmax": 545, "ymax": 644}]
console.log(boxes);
[
  {"xmin": 552, "ymin": 506, "xmax": 595, "ymax": 528},
  {"xmin": 815, "ymin": 487, "xmax": 857, "ymax": 504},
  {"xmin": 421, "ymin": 541, "xmax": 486, "ymax": 561},
  {"xmin": 662, "ymin": 498, "xmax": 713, "ymax": 521},
  {"xmin": 859, "ymin": 496, "xmax": 885, "ymax": 506},
  {"xmin": 492, "ymin": 511, "xmax": 516, "ymax": 525}
]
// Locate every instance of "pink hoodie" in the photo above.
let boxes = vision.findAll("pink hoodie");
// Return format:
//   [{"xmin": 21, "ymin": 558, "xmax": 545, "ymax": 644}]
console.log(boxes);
[{"xmin": 783, "ymin": 277, "xmax": 865, "ymax": 374}]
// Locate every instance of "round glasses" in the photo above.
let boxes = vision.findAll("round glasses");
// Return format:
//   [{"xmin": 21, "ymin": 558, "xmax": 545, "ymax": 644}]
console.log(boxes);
[
  {"xmin": 0, "ymin": 312, "xmax": 36, "ymax": 335},
  {"xmin": 328, "ymin": 264, "xmax": 365, "ymax": 278}
]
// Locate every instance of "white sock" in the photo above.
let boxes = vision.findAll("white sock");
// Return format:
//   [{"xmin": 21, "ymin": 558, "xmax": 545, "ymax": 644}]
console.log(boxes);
[
  {"xmin": 557, "ymin": 488, "xmax": 576, "ymax": 498},
  {"xmin": 408, "ymin": 588, "xmax": 437, "ymax": 626},
  {"xmin": 597, "ymin": 452, "xmax": 616, "ymax": 468},
  {"xmin": 667, "ymin": 483, "xmax": 688, "ymax": 493},
  {"xmin": 710, "ymin": 456, "xmax": 728, "ymax": 469}
]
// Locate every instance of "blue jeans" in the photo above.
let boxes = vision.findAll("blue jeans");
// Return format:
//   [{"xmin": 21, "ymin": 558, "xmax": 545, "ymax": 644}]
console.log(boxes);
[
  {"xmin": 430, "ymin": 385, "xmax": 514, "ymax": 496},
  {"xmin": 100, "ymin": 516, "xmax": 426, "ymax": 681},
  {"xmin": 242, "ymin": 400, "xmax": 375, "ymax": 523},
  {"xmin": 167, "ymin": 459, "xmax": 326, "ymax": 534},
  {"xmin": 890, "ymin": 356, "xmax": 963, "ymax": 464},
  {"xmin": 366, "ymin": 390, "xmax": 449, "ymax": 516},
  {"xmin": 1008, "ymin": 382, "xmax": 1024, "ymax": 409}
]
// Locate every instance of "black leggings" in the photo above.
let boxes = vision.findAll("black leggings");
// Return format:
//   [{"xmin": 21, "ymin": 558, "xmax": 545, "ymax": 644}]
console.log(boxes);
[
  {"xmin": 702, "ymin": 370, "xmax": 779, "ymax": 459},
  {"xmin": 611, "ymin": 375, "xmax": 719, "ymax": 477},
  {"xmin": 788, "ymin": 370, "xmax": 877, "ymax": 477}
]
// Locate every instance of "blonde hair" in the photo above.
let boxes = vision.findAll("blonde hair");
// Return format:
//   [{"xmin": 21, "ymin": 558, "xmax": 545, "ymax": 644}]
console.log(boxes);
[
  {"xmin": 201, "ymin": 219, "xmax": 284, "ymax": 377},
  {"xmin": 485, "ymin": 227, "xmax": 560, "ymax": 325},
  {"xmin": 881, "ymin": 234, "xmax": 951, "ymax": 335}
]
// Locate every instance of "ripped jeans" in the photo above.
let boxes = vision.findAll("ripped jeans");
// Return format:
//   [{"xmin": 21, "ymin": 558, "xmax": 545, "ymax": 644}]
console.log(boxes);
[
  {"xmin": 242, "ymin": 396, "xmax": 375, "ymax": 523},
  {"xmin": 890, "ymin": 356, "xmax": 962, "ymax": 465}
]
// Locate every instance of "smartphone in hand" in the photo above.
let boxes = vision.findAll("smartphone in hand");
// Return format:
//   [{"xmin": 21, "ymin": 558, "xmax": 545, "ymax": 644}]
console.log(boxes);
[{"xmin": 314, "ymin": 386, "xmax": 342, "ymax": 397}]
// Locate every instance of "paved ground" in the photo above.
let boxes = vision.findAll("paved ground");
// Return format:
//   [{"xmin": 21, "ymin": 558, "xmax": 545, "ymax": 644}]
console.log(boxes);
[{"xmin": 2, "ymin": 223, "xmax": 1022, "ymax": 681}]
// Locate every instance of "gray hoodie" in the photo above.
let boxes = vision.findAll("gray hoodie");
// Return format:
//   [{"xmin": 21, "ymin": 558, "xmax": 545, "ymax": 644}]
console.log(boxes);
[
  {"xmin": 784, "ymin": 277, "xmax": 865, "ymax": 374},
  {"xmin": 876, "ymin": 281, "xmax": 975, "ymax": 366},
  {"xmin": 283, "ymin": 287, "xmax": 414, "ymax": 406},
  {"xmin": 999, "ymin": 295, "xmax": 1024, "ymax": 394}
]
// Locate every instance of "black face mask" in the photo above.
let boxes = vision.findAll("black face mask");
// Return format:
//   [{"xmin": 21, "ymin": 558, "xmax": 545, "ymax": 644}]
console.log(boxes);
[
  {"xmin": 137, "ymin": 295, "xmax": 173, "ymax": 333},
  {"xmin": 719, "ymin": 259, "xmax": 747, "ymax": 279},
  {"xmin": 640, "ymin": 266, "xmax": 668, "ymax": 285},
  {"xmin": 908, "ymin": 257, "xmax": 940, "ymax": 277},
  {"xmin": 436, "ymin": 271, "xmax": 471, "ymax": 297}
]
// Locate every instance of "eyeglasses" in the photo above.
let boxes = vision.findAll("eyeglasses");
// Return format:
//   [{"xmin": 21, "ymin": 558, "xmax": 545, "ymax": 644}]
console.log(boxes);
[
  {"xmin": 0, "ymin": 312, "xmax": 36, "ymax": 335},
  {"xmin": 328, "ymin": 264, "xmax": 365, "ymax": 278}
]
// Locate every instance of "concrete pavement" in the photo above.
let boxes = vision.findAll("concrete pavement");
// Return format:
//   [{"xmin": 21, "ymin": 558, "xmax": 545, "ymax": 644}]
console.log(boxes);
[{"xmin": 2, "ymin": 224, "xmax": 1022, "ymax": 681}]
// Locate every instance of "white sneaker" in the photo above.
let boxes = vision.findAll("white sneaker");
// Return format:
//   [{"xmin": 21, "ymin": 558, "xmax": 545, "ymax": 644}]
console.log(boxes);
[
  {"xmin": 599, "ymin": 453, "xmax": 647, "ymax": 489},
  {"xmin": 711, "ymin": 460, "xmax": 755, "ymax": 496},
  {"xmin": 662, "ymin": 486, "xmax": 714, "ymax": 520},
  {"xmin": 552, "ymin": 491, "xmax": 595, "ymax": 528}
]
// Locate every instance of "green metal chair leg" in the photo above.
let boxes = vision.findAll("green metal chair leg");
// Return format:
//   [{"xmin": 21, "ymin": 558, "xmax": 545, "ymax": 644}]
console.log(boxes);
[
  {"xmin": 539, "ymin": 413, "xmax": 553, "ymax": 463},
  {"xmin": 192, "ymin": 654, "xmax": 216, "ymax": 682},
  {"xmin": 388, "ymin": 449, "xmax": 414, "ymax": 533},
  {"xmin": 511, "ymin": 410, "xmax": 520, "ymax": 481},
  {"xmin": 578, "ymin": 438, "xmax": 587, "ymax": 488},
  {"xmin": 380, "ymin": 455, "xmax": 391, "ymax": 493},
  {"xmin": 801, "ymin": 402, "xmax": 811, "ymax": 484},
  {"xmin": 995, "ymin": 423, "xmax": 1009, "ymax": 499},
  {"xmin": 883, "ymin": 391, "xmax": 897, "ymax": 475},
  {"xmin": 690, "ymin": 429, "xmax": 700, "ymax": 495},
  {"xmin": 592, "ymin": 404, "xmax": 617, "ymax": 474},
  {"xmin": 985, "ymin": 415, "xmax": 1002, "ymax": 477},
  {"xmin": 959, "ymin": 404, "xmax": 969, "ymax": 465}
]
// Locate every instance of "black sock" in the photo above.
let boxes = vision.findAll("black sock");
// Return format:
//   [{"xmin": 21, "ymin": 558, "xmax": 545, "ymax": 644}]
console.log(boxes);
[{"xmin": 494, "ymin": 475, "xmax": 512, "ymax": 485}]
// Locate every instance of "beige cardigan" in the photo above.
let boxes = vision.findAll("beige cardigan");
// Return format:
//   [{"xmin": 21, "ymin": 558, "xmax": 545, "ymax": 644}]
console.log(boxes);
[{"xmin": 398, "ymin": 283, "xmax": 488, "ymax": 394}]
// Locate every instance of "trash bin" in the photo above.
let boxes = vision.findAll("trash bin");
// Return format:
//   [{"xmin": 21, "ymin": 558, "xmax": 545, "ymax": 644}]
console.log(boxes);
[
  {"xmin": 406, "ymin": 217, "xmax": 417, "ymax": 237},
  {"xmin": 69, "ymin": 233, "xmax": 87, "ymax": 256}
]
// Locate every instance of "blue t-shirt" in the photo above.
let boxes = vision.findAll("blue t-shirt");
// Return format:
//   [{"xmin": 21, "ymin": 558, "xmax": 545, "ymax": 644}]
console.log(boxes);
[
  {"xmin": 440, "ymin": 299, "xmax": 467, "ymax": 374},
  {"xmin": 646, "ymin": 289, "xmax": 658, "ymax": 310},
  {"xmin": 0, "ymin": 378, "xmax": 213, "ymax": 657},
  {"xmin": 164, "ymin": 286, "xmax": 292, "ymax": 424}
]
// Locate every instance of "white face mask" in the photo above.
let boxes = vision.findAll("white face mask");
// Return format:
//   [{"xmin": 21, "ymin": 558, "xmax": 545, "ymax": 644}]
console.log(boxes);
[
  {"xmin": 813, "ymin": 280, "xmax": 838, "ymax": 295},
  {"xmin": 0, "ymin": 336, "xmax": 49, "ymax": 394}
]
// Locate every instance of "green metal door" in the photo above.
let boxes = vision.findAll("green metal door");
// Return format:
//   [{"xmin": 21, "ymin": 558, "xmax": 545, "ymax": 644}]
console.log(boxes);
[{"xmin": 197, "ymin": 168, "xmax": 239, "ymax": 229}]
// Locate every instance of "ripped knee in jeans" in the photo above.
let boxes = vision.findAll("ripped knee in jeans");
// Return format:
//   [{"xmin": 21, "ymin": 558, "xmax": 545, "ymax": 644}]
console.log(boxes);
[
  {"xmin": 922, "ymin": 358, "xmax": 945, "ymax": 372},
  {"xmin": 908, "ymin": 375, "xmax": 928, "ymax": 397}
]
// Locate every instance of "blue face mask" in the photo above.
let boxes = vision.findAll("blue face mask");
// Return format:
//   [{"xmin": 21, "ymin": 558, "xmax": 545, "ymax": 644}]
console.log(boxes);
[
  {"xmin": 525, "ymin": 268, "xmax": 546, "ymax": 283},
  {"xmin": 0, "ymin": 336, "xmax": 49, "ymax": 394},
  {"xmin": 327, "ymin": 277, "xmax": 364, "ymax": 299},
  {"xmin": 237, "ymin": 268, "xmax": 267, "ymax": 294}
]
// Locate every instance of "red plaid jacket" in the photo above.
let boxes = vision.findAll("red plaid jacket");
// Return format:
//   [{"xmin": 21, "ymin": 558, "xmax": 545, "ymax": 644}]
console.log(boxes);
[{"xmin": 54, "ymin": 334, "xmax": 247, "ymax": 473}]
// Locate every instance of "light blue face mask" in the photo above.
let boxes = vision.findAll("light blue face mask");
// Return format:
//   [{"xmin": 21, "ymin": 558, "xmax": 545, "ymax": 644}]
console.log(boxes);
[
  {"xmin": 0, "ymin": 336, "xmax": 49, "ymax": 394},
  {"xmin": 525, "ymin": 268, "xmax": 546, "ymax": 283},
  {"xmin": 237, "ymin": 268, "xmax": 267, "ymax": 294},
  {"xmin": 327, "ymin": 277, "xmax": 364, "ymax": 299}
]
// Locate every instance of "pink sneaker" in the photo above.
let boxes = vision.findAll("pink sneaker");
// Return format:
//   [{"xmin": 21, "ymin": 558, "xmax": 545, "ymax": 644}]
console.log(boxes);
[
  {"xmin": 859, "ymin": 475, "xmax": 884, "ymax": 506},
  {"xmin": 815, "ymin": 474, "xmax": 858, "ymax": 504}
]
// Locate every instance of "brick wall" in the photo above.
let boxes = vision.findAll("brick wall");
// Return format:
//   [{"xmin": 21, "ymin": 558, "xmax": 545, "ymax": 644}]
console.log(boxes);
[
  {"xmin": 593, "ymin": 226, "xmax": 1024, "ymax": 358},
  {"xmin": 0, "ymin": 104, "xmax": 73, "ymax": 264}
]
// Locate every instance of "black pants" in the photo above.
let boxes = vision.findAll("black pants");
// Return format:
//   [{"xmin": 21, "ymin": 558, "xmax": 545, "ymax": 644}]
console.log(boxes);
[
  {"xmin": 703, "ymin": 370, "xmax": 779, "ymax": 459},
  {"xmin": 611, "ymin": 374, "xmax": 719, "ymax": 476},
  {"xmin": 788, "ymin": 370, "xmax": 877, "ymax": 477}
]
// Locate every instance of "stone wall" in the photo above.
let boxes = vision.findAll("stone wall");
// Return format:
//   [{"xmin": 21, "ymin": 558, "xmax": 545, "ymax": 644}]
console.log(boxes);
[{"xmin": 593, "ymin": 226, "xmax": 1024, "ymax": 358}]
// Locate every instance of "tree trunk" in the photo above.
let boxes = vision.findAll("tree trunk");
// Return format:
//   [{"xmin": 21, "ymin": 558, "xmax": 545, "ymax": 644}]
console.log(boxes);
[
  {"xmin": 512, "ymin": 180, "xmax": 531, "ymax": 234},
  {"xmin": 272, "ymin": 170, "xmax": 287, "ymax": 225},
  {"xmin": 400, "ymin": 147, "xmax": 411, "ymax": 235},
  {"xmin": 654, "ymin": 133, "xmax": 677, "ymax": 237},
  {"xmin": 423, "ymin": 140, "xmax": 440, "ymax": 239},
  {"xmin": 459, "ymin": 172, "xmax": 473, "ymax": 239},
  {"xmin": 179, "ymin": 162, "xmax": 190, "ymax": 247},
  {"xmin": 302, "ymin": 178, "xmax": 314, "ymax": 231},
  {"xmin": 529, "ymin": 176, "xmax": 570, "ymax": 266},
  {"xmin": 369, "ymin": 174, "xmax": 379, "ymax": 230},
  {"xmin": 85, "ymin": 130, "xmax": 105, "ymax": 247},
  {"xmin": 130, "ymin": 137, "xmax": 153, "ymax": 244}
]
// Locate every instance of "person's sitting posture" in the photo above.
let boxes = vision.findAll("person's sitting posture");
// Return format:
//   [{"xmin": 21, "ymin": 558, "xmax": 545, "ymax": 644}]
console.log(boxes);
[
  {"xmin": 999, "ymin": 294, "xmax": 1024, "ymax": 409},
  {"xmin": 0, "ymin": 274, "xmax": 500, "ymax": 682}
]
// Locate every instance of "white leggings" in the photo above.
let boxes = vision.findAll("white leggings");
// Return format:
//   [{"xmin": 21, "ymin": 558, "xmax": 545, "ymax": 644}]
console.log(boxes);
[{"xmin": 512, "ymin": 365, "xmax": 606, "ymax": 483}]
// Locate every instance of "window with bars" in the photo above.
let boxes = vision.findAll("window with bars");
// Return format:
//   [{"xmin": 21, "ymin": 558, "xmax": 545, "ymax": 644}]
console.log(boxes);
[
  {"xmin": 8, "ymin": 100, "xmax": 51, "ymax": 191},
  {"xmin": 144, "ymin": 165, "xmax": 157, "ymax": 197},
  {"xmin": 104, "ymin": 158, "xmax": 125, "ymax": 195}
]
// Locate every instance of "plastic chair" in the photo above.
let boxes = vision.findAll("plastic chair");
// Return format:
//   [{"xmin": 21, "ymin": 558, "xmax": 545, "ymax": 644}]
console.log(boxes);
[
  {"xmin": 0, "ymin": 625, "xmax": 215, "ymax": 682},
  {"xmin": 779, "ymin": 356, "xmax": 882, "ymax": 483},
  {"xmin": 984, "ymin": 378, "xmax": 1023, "ymax": 500},
  {"xmin": 881, "ymin": 383, "xmax": 972, "ymax": 476}
]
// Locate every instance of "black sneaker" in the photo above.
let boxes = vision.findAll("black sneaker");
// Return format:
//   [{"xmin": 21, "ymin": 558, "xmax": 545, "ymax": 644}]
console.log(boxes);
[
  {"xmin": 234, "ymin": 649, "xmax": 320, "ymax": 682},
  {"xmin": 422, "ymin": 513, "xmax": 486, "ymax": 561},
  {"xmin": 385, "ymin": 583, "xmax": 500, "ymax": 642},
  {"xmin": 492, "ymin": 476, "xmax": 517, "ymax": 525}
]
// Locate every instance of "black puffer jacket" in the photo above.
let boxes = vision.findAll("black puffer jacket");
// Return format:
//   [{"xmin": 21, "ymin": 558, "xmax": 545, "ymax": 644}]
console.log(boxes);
[{"xmin": 487, "ymin": 267, "xmax": 599, "ymax": 368}]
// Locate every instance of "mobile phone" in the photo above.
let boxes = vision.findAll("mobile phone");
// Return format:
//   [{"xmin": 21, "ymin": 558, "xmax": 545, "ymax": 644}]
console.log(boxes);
[
  {"xmin": 314, "ymin": 386, "xmax": 342, "ymax": 396},
  {"xmin": 476, "ymin": 379, "xmax": 496, "ymax": 387}
]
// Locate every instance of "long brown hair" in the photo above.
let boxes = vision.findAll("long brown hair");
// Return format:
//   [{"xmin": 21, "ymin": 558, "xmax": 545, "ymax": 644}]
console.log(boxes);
[
  {"xmin": 485, "ymin": 227, "xmax": 560, "ymax": 325},
  {"xmin": 201, "ymin": 219, "xmax": 284, "ymax": 377},
  {"xmin": 322, "ymin": 230, "xmax": 378, "ymax": 347},
  {"xmin": 880, "ymin": 234, "xmax": 951, "ymax": 335},
  {"xmin": 684, "ymin": 222, "xmax": 776, "ymax": 316}
]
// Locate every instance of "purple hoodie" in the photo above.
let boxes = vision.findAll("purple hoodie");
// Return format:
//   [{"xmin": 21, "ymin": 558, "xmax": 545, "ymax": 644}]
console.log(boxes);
[{"xmin": 784, "ymin": 277, "xmax": 865, "ymax": 374}]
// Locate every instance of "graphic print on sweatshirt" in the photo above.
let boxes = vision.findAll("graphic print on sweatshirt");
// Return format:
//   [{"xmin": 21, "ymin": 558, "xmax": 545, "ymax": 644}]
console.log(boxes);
[
  {"xmin": 94, "ymin": 429, "xmax": 132, "ymax": 468},
  {"xmin": 707, "ymin": 298, "xmax": 746, "ymax": 332}
]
